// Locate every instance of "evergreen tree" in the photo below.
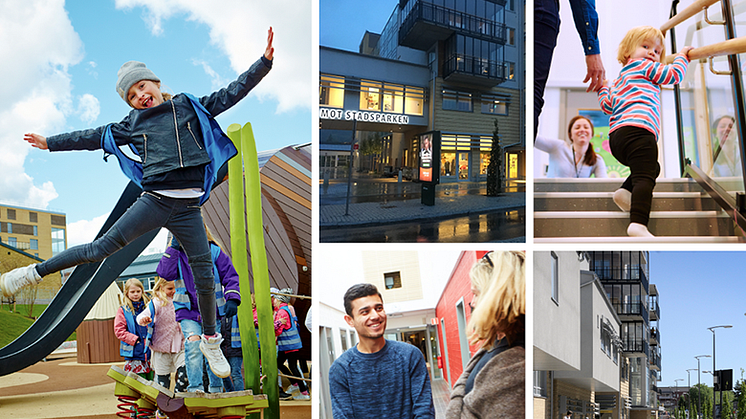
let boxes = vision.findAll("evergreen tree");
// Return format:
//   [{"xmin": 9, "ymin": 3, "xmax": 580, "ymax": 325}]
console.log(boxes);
[{"xmin": 486, "ymin": 119, "xmax": 503, "ymax": 196}]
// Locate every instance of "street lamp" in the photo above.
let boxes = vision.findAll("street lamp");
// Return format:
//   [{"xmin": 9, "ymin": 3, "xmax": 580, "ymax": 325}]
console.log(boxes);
[
  {"xmin": 675, "ymin": 379, "xmax": 685, "ymax": 419},
  {"xmin": 687, "ymin": 369, "xmax": 698, "ymax": 419},
  {"xmin": 695, "ymin": 355, "xmax": 712, "ymax": 419},
  {"xmin": 708, "ymin": 325, "xmax": 732, "ymax": 419}
]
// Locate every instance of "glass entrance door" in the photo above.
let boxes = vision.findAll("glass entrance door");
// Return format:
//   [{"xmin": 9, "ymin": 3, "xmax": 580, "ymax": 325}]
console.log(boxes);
[{"xmin": 458, "ymin": 151, "xmax": 470, "ymax": 180}]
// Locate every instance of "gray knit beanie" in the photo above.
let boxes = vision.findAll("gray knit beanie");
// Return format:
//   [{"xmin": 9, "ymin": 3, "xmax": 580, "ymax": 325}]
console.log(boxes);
[{"xmin": 116, "ymin": 61, "xmax": 160, "ymax": 104}]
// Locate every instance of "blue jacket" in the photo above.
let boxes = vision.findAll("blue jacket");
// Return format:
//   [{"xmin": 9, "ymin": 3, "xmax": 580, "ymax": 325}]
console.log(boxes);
[
  {"xmin": 117, "ymin": 304, "xmax": 151, "ymax": 360},
  {"xmin": 46, "ymin": 56, "xmax": 272, "ymax": 199}
]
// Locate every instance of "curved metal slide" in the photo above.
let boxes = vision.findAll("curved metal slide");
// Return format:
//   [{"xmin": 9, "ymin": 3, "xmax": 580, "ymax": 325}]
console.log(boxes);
[{"xmin": 0, "ymin": 182, "xmax": 158, "ymax": 376}]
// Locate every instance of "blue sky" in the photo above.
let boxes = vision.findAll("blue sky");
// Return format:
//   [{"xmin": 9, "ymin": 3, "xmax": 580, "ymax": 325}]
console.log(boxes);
[
  {"xmin": 0, "ymin": 0, "xmax": 311, "ymax": 253},
  {"xmin": 651, "ymin": 252, "xmax": 746, "ymax": 388},
  {"xmin": 320, "ymin": 0, "xmax": 396, "ymax": 51}
]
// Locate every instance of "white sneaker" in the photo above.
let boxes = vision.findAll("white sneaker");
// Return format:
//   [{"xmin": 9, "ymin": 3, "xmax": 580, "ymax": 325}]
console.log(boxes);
[
  {"xmin": 293, "ymin": 391, "xmax": 310, "ymax": 400},
  {"xmin": 613, "ymin": 188, "xmax": 631, "ymax": 212},
  {"xmin": 1, "ymin": 264, "xmax": 42, "ymax": 297},
  {"xmin": 287, "ymin": 383, "xmax": 300, "ymax": 394},
  {"xmin": 199, "ymin": 334, "xmax": 231, "ymax": 378},
  {"xmin": 627, "ymin": 222, "xmax": 654, "ymax": 237}
]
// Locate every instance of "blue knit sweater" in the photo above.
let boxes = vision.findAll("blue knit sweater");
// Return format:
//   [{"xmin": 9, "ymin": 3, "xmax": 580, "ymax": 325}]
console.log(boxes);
[{"xmin": 329, "ymin": 340, "xmax": 435, "ymax": 419}]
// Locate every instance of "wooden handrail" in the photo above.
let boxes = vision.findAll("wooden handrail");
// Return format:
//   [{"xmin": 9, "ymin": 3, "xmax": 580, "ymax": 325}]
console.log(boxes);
[
  {"xmin": 660, "ymin": 0, "xmax": 720, "ymax": 34},
  {"xmin": 662, "ymin": 36, "xmax": 746, "ymax": 63}
]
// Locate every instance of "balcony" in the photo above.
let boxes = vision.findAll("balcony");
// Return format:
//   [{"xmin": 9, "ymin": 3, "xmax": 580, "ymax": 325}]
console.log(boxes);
[
  {"xmin": 610, "ymin": 301, "xmax": 650, "ymax": 323},
  {"xmin": 593, "ymin": 265, "xmax": 649, "ymax": 293},
  {"xmin": 650, "ymin": 348, "xmax": 662, "ymax": 371},
  {"xmin": 442, "ymin": 54, "xmax": 508, "ymax": 87},
  {"xmin": 399, "ymin": 0, "xmax": 507, "ymax": 50},
  {"xmin": 650, "ymin": 328, "xmax": 660, "ymax": 346},
  {"xmin": 649, "ymin": 299, "xmax": 660, "ymax": 321},
  {"xmin": 622, "ymin": 338, "xmax": 649, "ymax": 357}
]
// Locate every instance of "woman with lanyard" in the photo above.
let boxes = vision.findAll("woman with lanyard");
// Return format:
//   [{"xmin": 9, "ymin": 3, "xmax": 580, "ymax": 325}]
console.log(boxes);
[{"xmin": 536, "ymin": 115, "xmax": 608, "ymax": 178}]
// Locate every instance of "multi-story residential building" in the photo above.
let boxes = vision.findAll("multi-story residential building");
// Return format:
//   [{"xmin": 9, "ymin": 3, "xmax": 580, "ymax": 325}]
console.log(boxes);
[
  {"xmin": 320, "ymin": 0, "xmax": 525, "ymax": 184},
  {"xmin": 588, "ymin": 251, "xmax": 662, "ymax": 419},
  {"xmin": 0, "ymin": 204, "xmax": 67, "ymax": 299},
  {"xmin": 534, "ymin": 251, "xmax": 626, "ymax": 419}
]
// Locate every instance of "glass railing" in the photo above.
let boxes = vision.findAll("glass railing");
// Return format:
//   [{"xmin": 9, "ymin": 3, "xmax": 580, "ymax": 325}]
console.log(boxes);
[
  {"xmin": 400, "ymin": 1, "xmax": 507, "ymax": 45},
  {"xmin": 670, "ymin": 0, "xmax": 746, "ymax": 228}
]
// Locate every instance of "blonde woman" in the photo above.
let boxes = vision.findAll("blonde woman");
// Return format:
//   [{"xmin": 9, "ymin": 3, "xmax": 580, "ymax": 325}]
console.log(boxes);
[{"xmin": 446, "ymin": 251, "xmax": 525, "ymax": 419}]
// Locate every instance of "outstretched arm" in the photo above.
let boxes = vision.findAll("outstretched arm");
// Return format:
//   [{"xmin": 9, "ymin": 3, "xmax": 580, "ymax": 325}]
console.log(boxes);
[
  {"xmin": 24, "ymin": 133, "xmax": 48, "ymax": 150},
  {"xmin": 584, "ymin": 54, "xmax": 606, "ymax": 93},
  {"xmin": 264, "ymin": 27, "xmax": 274, "ymax": 61}
]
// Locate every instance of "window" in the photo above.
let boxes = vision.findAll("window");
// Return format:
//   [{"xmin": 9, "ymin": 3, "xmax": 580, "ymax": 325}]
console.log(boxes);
[
  {"xmin": 404, "ymin": 86, "xmax": 424, "ymax": 116},
  {"xmin": 442, "ymin": 89, "xmax": 472, "ymax": 112},
  {"xmin": 551, "ymin": 251, "xmax": 559, "ymax": 304},
  {"xmin": 383, "ymin": 271, "xmax": 402, "ymax": 289},
  {"xmin": 30, "ymin": 239, "xmax": 38, "ymax": 250},
  {"xmin": 382, "ymin": 83, "xmax": 404, "ymax": 113},
  {"xmin": 29, "ymin": 212, "xmax": 38, "ymax": 223},
  {"xmin": 340, "ymin": 330, "xmax": 348, "ymax": 352},
  {"xmin": 360, "ymin": 80, "xmax": 381, "ymax": 111},
  {"xmin": 7, "ymin": 209, "xmax": 16, "ymax": 220},
  {"xmin": 481, "ymin": 93, "xmax": 509, "ymax": 115},
  {"xmin": 320, "ymin": 74, "xmax": 345, "ymax": 108},
  {"xmin": 52, "ymin": 227, "xmax": 66, "ymax": 255},
  {"xmin": 508, "ymin": 62, "xmax": 515, "ymax": 80},
  {"xmin": 33, "ymin": 226, "xmax": 37, "ymax": 236},
  {"xmin": 8, "ymin": 237, "xmax": 17, "ymax": 247},
  {"xmin": 7, "ymin": 223, "xmax": 11, "ymax": 234},
  {"xmin": 507, "ymin": 28, "xmax": 515, "ymax": 46},
  {"xmin": 534, "ymin": 371, "xmax": 548, "ymax": 397}
]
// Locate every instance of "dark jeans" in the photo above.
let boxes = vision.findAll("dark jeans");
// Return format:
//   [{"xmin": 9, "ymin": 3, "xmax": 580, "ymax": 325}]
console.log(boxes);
[
  {"xmin": 609, "ymin": 126, "xmax": 661, "ymax": 226},
  {"xmin": 278, "ymin": 351, "xmax": 307, "ymax": 393},
  {"xmin": 37, "ymin": 191, "xmax": 218, "ymax": 335},
  {"xmin": 534, "ymin": 0, "xmax": 560, "ymax": 139}
]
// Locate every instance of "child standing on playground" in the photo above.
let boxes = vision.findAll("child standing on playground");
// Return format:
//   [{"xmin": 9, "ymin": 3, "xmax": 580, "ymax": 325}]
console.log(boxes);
[
  {"xmin": 272, "ymin": 288, "xmax": 310, "ymax": 400},
  {"xmin": 598, "ymin": 26, "xmax": 692, "ymax": 237},
  {"xmin": 137, "ymin": 278, "xmax": 188, "ymax": 393},
  {"xmin": 157, "ymin": 227, "xmax": 241, "ymax": 393},
  {"xmin": 1, "ymin": 28, "xmax": 274, "ymax": 377},
  {"xmin": 114, "ymin": 278, "xmax": 153, "ymax": 380}
]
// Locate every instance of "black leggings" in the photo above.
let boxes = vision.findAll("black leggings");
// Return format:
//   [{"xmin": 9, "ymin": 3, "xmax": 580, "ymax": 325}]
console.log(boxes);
[
  {"xmin": 278, "ymin": 351, "xmax": 307, "ymax": 393},
  {"xmin": 609, "ymin": 126, "xmax": 660, "ymax": 226}
]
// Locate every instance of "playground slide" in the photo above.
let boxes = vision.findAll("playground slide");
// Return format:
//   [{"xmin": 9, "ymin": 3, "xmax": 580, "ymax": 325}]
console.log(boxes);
[{"xmin": 0, "ymin": 182, "xmax": 158, "ymax": 376}]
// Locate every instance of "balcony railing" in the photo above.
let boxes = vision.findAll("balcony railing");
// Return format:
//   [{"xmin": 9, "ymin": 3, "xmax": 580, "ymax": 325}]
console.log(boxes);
[
  {"xmin": 650, "ymin": 349, "xmax": 662, "ymax": 371},
  {"xmin": 399, "ymin": 0, "xmax": 508, "ymax": 48},
  {"xmin": 443, "ymin": 54, "xmax": 508, "ymax": 81},
  {"xmin": 622, "ymin": 337, "xmax": 649, "ymax": 356},
  {"xmin": 610, "ymin": 301, "xmax": 650, "ymax": 323},
  {"xmin": 650, "ymin": 300, "xmax": 660, "ymax": 320},
  {"xmin": 650, "ymin": 328, "xmax": 660, "ymax": 345},
  {"xmin": 593, "ymin": 266, "xmax": 649, "ymax": 291}
]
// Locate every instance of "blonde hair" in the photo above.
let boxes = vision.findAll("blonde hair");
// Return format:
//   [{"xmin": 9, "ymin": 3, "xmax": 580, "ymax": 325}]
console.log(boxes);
[
  {"xmin": 617, "ymin": 26, "xmax": 666, "ymax": 65},
  {"xmin": 151, "ymin": 277, "xmax": 173, "ymax": 306},
  {"xmin": 467, "ymin": 251, "xmax": 525, "ymax": 350},
  {"xmin": 122, "ymin": 278, "xmax": 150, "ymax": 313},
  {"xmin": 204, "ymin": 223, "xmax": 224, "ymax": 251}
]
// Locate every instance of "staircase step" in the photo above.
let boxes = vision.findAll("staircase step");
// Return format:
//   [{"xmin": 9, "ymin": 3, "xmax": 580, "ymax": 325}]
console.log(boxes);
[
  {"xmin": 534, "ymin": 191, "xmax": 722, "ymax": 211},
  {"xmin": 535, "ymin": 178, "xmax": 706, "ymax": 193},
  {"xmin": 534, "ymin": 210, "xmax": 735, "ymax": 237}
]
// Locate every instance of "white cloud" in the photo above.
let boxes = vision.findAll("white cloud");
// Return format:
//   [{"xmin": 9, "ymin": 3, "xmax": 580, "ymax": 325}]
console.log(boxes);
[
  {"xmin": 77, "ymin": 94, "xmax": 101, "ymax": 125},
  {"xmin": 0, "ymin": 0, "xmax": 84, "ymax": 209},
  {"xmin": 192, "ymin": 59, "xmax": 230, "ymax": 91},
  {"xmin": 114, "ymin": 0, "xmax": 312, "ymax": 114}
]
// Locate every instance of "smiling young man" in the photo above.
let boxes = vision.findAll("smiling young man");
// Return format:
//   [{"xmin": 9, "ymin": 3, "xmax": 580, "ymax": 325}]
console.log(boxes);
[{"xmin": 328, "ymin": 283, "xmax": 435, "ymax": 419}]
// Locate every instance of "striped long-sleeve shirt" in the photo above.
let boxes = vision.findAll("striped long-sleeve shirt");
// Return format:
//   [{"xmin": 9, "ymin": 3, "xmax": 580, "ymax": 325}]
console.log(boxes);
[{"xmin": 598, "ymin": 55, "xmax": 689, "ymax": 140}]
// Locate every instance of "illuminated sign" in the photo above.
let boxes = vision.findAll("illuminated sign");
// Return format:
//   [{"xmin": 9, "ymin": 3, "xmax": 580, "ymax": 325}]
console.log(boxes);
[
  {"xmin": 320, "ymin": 108, "xmax": 410, "ymax": 125},
  {"xmin": 418, "ymin": 131, "xmax": 440, "ymax": 185}
]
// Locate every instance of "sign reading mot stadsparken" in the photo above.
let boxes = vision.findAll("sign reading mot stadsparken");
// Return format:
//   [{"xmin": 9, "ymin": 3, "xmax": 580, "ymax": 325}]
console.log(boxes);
[{"xmin": 320, "ymin": 108, "xmax": 410, "ymax": 125}]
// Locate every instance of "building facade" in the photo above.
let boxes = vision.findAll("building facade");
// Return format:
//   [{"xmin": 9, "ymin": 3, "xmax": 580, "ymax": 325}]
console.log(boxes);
[
  {"xmin": 534, "ymin": 251, "xmax": 628, "ymax": 419},
  {"xmin": 320, "ymin": 0, "xmax": 525, "ymax": 183},
  {"xmin": 588, "ymin": 251, "xmax": 662, "ymax": 419},
  {"xmin": 0, "ymin": 204, "xmax": 67, "ymax": 299}
]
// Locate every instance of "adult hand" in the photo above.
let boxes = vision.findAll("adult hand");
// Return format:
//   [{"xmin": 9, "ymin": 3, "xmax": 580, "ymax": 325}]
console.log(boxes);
[
  {"xmin": 24, "ymin": 133, "xmax": 48, "ymax": 150},
  {"xmin": 224, "ymin": 299, "xmax": 239, "ymax": 318},
  {"xmin": 264, "ymin": 27, "xmax": 274, "ymax": 61},
  {"xmin": 584, "ymin": 54, "xmax": 606, "ymax": 92}
]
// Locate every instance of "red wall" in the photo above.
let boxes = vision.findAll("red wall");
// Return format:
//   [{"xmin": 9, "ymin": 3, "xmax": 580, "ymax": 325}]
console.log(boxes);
[{"xmin": 434, "ymin": 250, "xmax": 489, "ymax": 385}]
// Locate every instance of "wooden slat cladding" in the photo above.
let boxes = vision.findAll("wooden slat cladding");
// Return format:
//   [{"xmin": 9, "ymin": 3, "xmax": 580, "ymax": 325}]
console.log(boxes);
[
  {"xmin": 76, "ymin": 319, "xmax": 123, "ymax": 364},
  {"xmin": 50, "ymin": 215, "xmax": 66, "ymax": 226}
]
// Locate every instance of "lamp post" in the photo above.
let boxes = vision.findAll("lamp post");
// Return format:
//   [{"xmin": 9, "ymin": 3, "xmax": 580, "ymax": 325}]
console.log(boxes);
[
  {"xmin": 688, "ymin": 369, "xmax": 699, "ymax": 419},
  {"xmin": 696, "ymin": 355, "xmax": 712, "ymax": 419},
  {"xmin": 675, "ymin": 379, "xmax": 685, "ymax": 419},
  {"xmin": 708, "ymin": 325, "xmax": 732, "ymax": 419}
]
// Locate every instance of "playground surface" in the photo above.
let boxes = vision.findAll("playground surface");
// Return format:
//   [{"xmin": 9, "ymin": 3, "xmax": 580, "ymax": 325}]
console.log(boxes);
[{"xmin": 0, "ymin": 352, "xmax": 311, "ymax": 418}]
